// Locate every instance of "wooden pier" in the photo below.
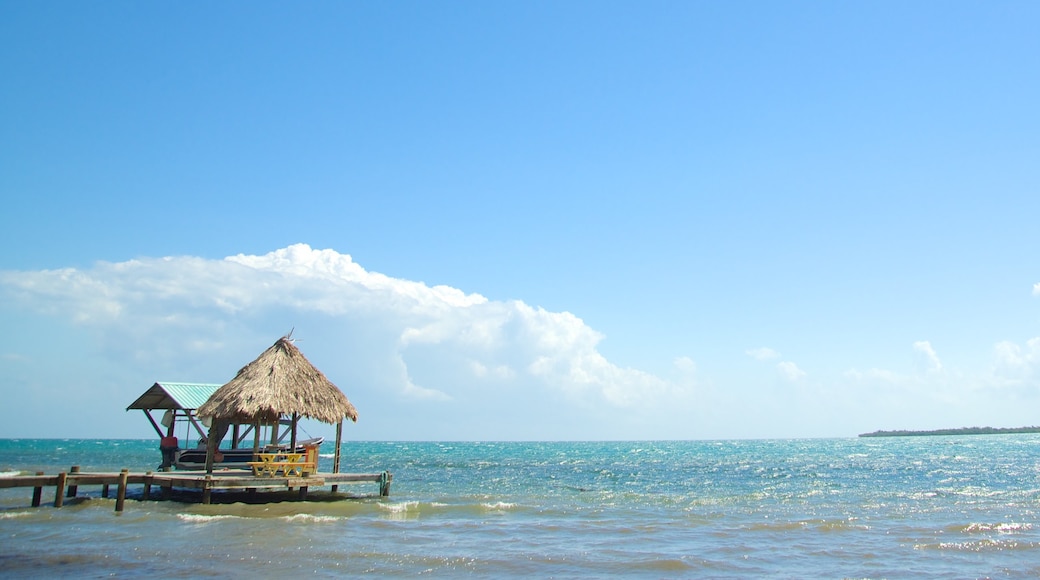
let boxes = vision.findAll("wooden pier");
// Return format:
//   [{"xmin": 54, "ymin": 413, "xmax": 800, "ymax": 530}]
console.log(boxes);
[{"xmin": 0, "ymin": 467, "xmax": 392, "ymax": 513}]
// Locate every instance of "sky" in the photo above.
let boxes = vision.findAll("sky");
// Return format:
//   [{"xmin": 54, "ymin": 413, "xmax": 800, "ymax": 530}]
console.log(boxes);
[{"xmin": 1, "ymin": 1, "xmax": 1039, "ymax": 441}]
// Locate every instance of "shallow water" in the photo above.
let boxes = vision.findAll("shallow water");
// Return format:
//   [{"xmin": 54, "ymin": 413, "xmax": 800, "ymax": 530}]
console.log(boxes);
[{"xmin": 3, "ymin": 437, "xmax": 1040, "ymax": 577}]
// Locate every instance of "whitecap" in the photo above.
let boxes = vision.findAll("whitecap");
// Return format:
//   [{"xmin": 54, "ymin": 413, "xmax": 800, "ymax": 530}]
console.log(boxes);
[
  {"xmin": 379, "ymin": 501, "xmax": 420, "ymax": 513},
  {"xmin": 0, "ymin": 470, "xmax": 23, "ymax": 478},
  {"xmin": 964, "ymin": 522, "xmax": 1032, "ymax": 534},
  {"xmin": 0, "ymin": 512, "xmax": 32, "ymax": 519},
  {"xmin": 176, "ymin": 514, "xmax": 240, "ymax": 523},
  {"xmin": 482, "ymin": 501, "xmax": 517, "ymax": 511},
  {"xmin": 281, "ymin": 514, "xmax": 341, "ymax": 523}
]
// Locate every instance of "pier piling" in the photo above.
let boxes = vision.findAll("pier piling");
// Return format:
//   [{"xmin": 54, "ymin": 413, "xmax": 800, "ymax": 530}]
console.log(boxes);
[
  {"xmin": 115, "ymin": 469, "xmax": 129, "ymax": 513},
  {"xmin": 379, "ymin": 471, "xmax": 391, "ymax": 496},
  {"xmin": 31, "ymin": 472, "xmax": 44, "ymax": 507},
  {"xmin": 54, "ymin": 472, "xmax": 67, "ymax": 508},
  {"xmin": 142, "ymin": 471, "xmax": 152, "ymax": 500},
  {"xmin": 66, "ymin": 466, "xmax": 80, "ymax": 498}
]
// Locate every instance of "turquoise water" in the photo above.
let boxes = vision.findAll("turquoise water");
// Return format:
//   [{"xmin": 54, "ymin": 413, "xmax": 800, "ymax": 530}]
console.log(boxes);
[{"xmin": 3, "ymin": 436, "xmax": 1040, "ymax": 577}]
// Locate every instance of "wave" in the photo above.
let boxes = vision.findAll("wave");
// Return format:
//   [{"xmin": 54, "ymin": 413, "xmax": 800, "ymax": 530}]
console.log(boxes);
[
  {"xmin": 959, "ymin": 522, "xmax": 1033, "ymax": 534},
  {"xmin": 281, "ymin": 514, "xmax": 342, "ymax": 524},
  {"xmin": 938, "ymin": 486, "xmax": 1006, "ymax": 498},
  {"xmin": 481, "ymin": 501, "xmax": 517, "ymax": 511},
  {"xmin": 0, "ymin": 470, "xmax": 23, "ymax": 478},
  {"xmin": 916, "ymin": 538, "xmax": 1040, "ymax": 552},
  {"xmin": 375, "ymin": 500, "xmax": 519, "ymax": 517},
  {"xmin": 176, "ymin": 514, "xmax": 242, "ymax": 524},
  {"xmin": 0, "ymin": 511, "xmax": 32, "ymax": 519},
  {"xmin": 379, "ymin": 501, "xmax": 421, "ymax": 514},
  {"xmin": 740, "ymin": 519, "xmax": 868, "ymax": 533}
]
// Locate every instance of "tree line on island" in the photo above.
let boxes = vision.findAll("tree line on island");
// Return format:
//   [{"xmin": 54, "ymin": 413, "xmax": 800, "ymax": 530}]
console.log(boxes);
[{"xmin": 859, "ymin": 426, "xmax": 1040, "ymax": 437}]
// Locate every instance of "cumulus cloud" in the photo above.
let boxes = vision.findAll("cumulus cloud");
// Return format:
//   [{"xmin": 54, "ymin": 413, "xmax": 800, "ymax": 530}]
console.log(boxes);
[
  {"xmin": 776, "ymin": 361, "xmax": 806, "ymax": 381},
  {"xmin": 847, "ymin": 342, "xmax": 948, "ymax": 392},
  {"xmin": 913, "ymin": 340, "xmax": 943, "ymax": 373},
  {"xmin": 746, "ymin": 347, "xmax": 781, "ymax": 361},
  {"xmin": 674, "ymin": 356, "xmax": 697, "ymax": 374},
  {"xmin": 0, "ymin": 244, "xmax": 680, "ymax": 410},
  {"xmin": 992, "ymin": 337, "xmax": 1040, "ymax": 383},
  {"xmin": 747, "ymin": 347, "xmax": 804, "ymax": 381}
]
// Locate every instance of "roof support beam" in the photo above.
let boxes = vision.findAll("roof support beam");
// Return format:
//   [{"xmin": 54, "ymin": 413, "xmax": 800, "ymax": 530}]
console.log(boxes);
[
  {"xmin": 334, "ymin": 420, "xmax": 343, "ymax": 474},
  {"xmin": 290, "ymin": 413, "xmax": 299, "ymax": 449},
  {"xmin": 142, "ymin": 410, "xmax": 164, "ymax": 438}
]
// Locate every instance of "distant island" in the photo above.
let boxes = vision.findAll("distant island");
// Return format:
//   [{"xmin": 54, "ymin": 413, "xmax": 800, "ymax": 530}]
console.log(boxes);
[{"xmin": 860, "ymin": 426, "xmax": 1040, "ymax": 437}]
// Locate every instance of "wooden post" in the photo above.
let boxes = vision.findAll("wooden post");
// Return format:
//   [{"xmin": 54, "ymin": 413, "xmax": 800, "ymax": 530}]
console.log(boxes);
[
  {"xmin": 66, "ymin": 465, "xmax": 80, "ymax": 497},
  {"xmin": 115, "ymin": 469, "xmax": 129, "ymax": 513},
  {"xmin": 290, "ymin": 413, "xmax": 298, "ymax": 449},
  {"xmin": 379, "ymin": 471, "xmax": 391, "ymax": 497},
  {"xmin": 142, "ymin": 471, "xmax": 152, "ymax": 500},
  {"xmin": 102, "ymin": 484, "xmax": 110, "ymax": 498},
  {"xmin": 144, "ymin": 409, "xmax": 165, "ymax": 438},
  {"xmin": 202, "ymin": 475, "xmax": 212, "ymax": 505},
  {"xmin": 31, "ymin": 472, "xmax": 44, "ymax": 507},
  {"xmin": 331, "ymin": 420, "xmax": 343, "ymax": 492},
  {"xmin": 334, "ymin": 421, "xmax": 343, "ymax": 474},
  {"xmin": 298, "ymin": 486, "xmax": 308, "ymax": 500},
  {"xmin": 54, "ymin": 472, "xmax": 67, "ymax": 508},
  {"xmin": 205, "ymin": 425, "xmax": 217, "ymax": 474}
]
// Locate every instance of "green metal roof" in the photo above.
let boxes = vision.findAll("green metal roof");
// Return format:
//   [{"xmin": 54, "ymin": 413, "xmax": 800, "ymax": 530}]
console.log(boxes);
[{"xmin": 126, "ymin": 382, "xmax": 222, "ymax": 411}]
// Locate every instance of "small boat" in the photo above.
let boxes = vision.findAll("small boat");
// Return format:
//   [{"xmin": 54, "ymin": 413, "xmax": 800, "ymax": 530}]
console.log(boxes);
[{"xmin": 172, "ymin": 437, "xmax": 324, "ymax": 470}]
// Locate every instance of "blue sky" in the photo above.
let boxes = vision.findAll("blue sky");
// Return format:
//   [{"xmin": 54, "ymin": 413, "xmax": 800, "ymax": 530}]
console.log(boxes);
[{"xmin": 2, "ymin": 1, "xmax": 1038, "ymax": 441}]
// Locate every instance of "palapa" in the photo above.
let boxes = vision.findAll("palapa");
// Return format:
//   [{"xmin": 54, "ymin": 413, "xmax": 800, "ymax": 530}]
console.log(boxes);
[
  {"xmin": 198, "ymin": 336, "xmax": 358, "ymax": 425},
  {"xmin": 197, "ymin": 335, "xmax": 358, "ymax": 473}
]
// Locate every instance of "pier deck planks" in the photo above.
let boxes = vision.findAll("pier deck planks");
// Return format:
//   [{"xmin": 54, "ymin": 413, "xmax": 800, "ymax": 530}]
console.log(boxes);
[{"xmin": 1, "ymin": 468, "xmax": 392, "ymax": 511}]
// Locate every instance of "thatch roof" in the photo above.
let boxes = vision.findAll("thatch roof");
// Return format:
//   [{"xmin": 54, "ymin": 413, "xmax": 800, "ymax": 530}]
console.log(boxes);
[{"xmin": 197, "ymin": 336, "xmax": 359, "ymax": 425}]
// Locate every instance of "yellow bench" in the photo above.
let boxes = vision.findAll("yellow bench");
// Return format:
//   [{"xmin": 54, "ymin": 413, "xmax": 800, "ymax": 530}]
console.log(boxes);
[{"xmin": 248, "ymin": 445, "xmax": 319, "ymax": 477}]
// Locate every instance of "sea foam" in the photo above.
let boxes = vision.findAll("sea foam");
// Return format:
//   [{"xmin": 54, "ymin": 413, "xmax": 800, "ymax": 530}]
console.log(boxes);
[{"xmin": 176, "ymin": 514, "xmax": 241, "ymax": 524}]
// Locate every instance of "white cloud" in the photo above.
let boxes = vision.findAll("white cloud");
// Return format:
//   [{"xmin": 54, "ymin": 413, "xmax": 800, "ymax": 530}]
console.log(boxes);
[
  {"xmin": 849, "ymin": 342, "xmax": 948, "ymax": 386},
  {"xmin": 992, "ymin": 337, "xmax": 1040, "ymax": 383},
  {"xmin": 469, "ymin": 360, "xmax": 515, "ymax": 380},
  {"xmin": 776, "ymin": 361, "xmax": 806, "ymax": 381},
  {"xmin": 0, "ymin": 244, "xmax": 682, "ymax": 412},
  {"xmin": 746, "ymin": 347, "xmax": 780, "ymax": 361},
  {"xmin": 747, "ymin": 347, "xmax": 804, "ymax": 381},
  {"xmin": 1033, "ymin": 282, "xmax": 1040, "ymax": 296},
  {"xmin": 674, "ymin": 356, "xmax": 697, "ymax": 374},
  {"xmin": 913, "ymin": 340, "xmax": 943, "ymax": 373}
]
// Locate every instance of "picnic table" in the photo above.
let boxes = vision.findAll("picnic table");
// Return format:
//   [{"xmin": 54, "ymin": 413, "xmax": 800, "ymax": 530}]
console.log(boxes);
[{"xmin": 248, "ymin": 451, "xmax": 311, "ymax": 477}]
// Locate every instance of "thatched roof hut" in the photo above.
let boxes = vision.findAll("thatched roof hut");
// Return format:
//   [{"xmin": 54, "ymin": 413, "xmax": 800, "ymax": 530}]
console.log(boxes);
[
  {"xmin": 197, "ymin": 335, "xmax": 358, "ymax": 473},
  {"xmin": 198, "ymin": 336, "xmax": 358, "ymax": 425}
]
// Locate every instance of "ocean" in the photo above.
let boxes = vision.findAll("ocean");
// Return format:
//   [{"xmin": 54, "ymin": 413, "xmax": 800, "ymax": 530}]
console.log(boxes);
[{"xmin": 2, "ymin": 436, "xmax": 1040, "ymax": 578}]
